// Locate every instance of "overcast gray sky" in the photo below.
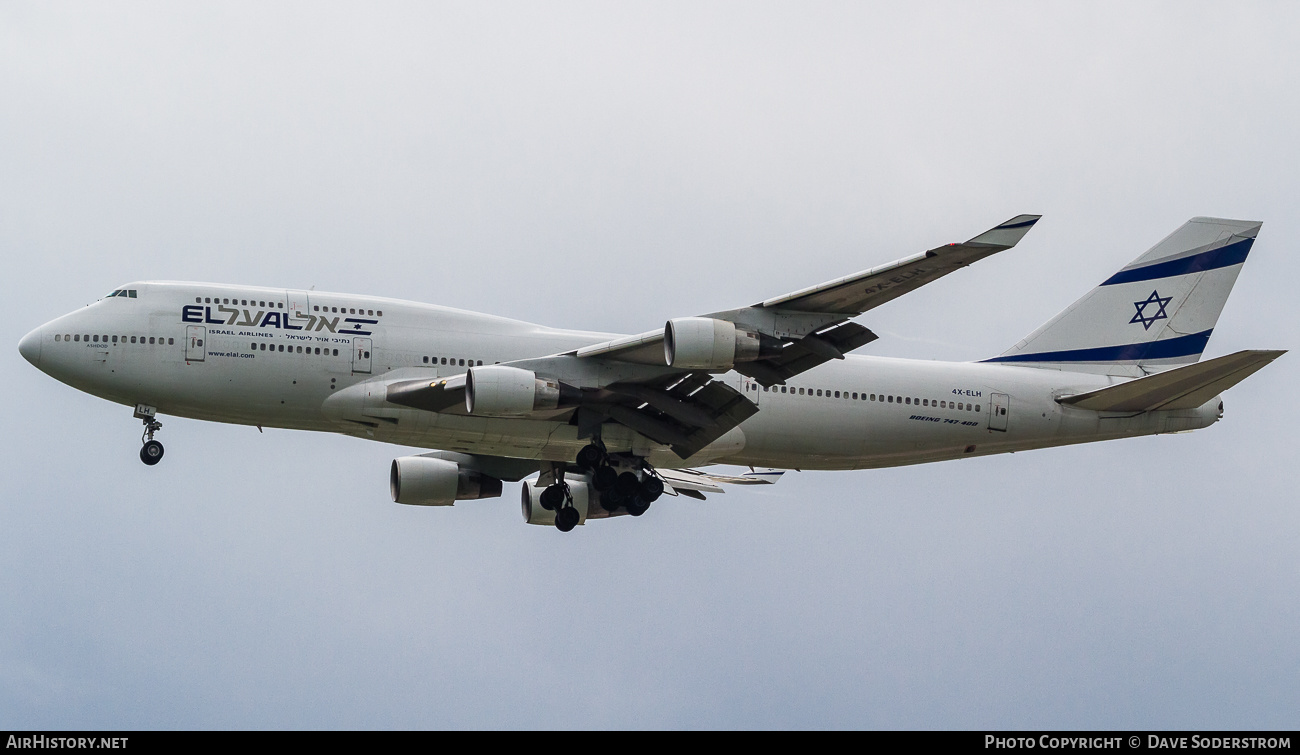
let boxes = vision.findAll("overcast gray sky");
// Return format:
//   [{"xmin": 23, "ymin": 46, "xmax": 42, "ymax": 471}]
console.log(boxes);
[{"xmin": 3, "ymin": 1, "xmax": 1297, "ymax": 729}]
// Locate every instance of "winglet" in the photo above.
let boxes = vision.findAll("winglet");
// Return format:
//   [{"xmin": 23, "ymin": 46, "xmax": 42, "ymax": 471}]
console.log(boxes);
[{"xmin": 966, "ymin": 214, "xmax": 1042, "ymax": 248}]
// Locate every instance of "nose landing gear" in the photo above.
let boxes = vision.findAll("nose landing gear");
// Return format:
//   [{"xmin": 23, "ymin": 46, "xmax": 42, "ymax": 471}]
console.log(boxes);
[{"xmin": 134, "ymin": 404, "xmax": 164, "ymax": 466}]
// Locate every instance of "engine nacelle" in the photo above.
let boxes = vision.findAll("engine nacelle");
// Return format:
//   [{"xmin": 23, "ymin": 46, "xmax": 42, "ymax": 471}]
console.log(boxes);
[
  {"xmin": 664, "ymin": 317, "xmax": 778, "ymax": 369},
  {"xmin": 520, "ymin": 475, "xmax": 628, "ymax": 526},
  {"xmin": 464, "ymin": 365, "xmax": 563, "ymax": 417},
  {"xmin": 390, "ymin": 456, "xmax": 503, "ymax": 506}
]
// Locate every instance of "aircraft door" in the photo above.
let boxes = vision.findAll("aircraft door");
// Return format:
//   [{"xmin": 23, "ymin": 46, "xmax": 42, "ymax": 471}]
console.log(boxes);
[
  {"xmin": 352, "ymin": 337, "xmax": 372, "ymax": 374},
  {"xmin": 741, "ymin": 376, "xmax": 761, "ymax": 406},
  {"xmin": 989, "ymin": 392, "xmax": 1009, "ymax": 432},
  {"xmin": 186, "ymin": 325, "xmax": 206, "ymax": 362},
  {"xmin": 286, "ymin": 290, "xmax": 312, "ymax": 320}
]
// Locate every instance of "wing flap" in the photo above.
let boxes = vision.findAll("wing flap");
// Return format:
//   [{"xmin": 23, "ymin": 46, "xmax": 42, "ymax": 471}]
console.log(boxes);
[
  {"xmin": 1058, "ymin": 350, "xmax": 1285, "ymax": 412},
  {"xmin": 655, "ymin": 467, "xmax": 785, "ymax": 498},
  {"xmin": 735, "ymin": 322, "xmax": 878, "ymax": 386},
  {"xmin": 602, "ymin": 375, "xmax": 759, "ymax": 459}
]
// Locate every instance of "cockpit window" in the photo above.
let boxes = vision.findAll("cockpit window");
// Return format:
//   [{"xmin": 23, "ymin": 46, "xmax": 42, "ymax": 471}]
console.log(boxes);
[{"xmin": 105, "ymin": 289, "xmax": 137, "ymax": 299}]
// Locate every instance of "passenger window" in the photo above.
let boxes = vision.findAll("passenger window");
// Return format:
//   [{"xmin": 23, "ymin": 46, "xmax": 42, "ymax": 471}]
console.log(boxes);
[
  {"xmin": 205, "ymin": 298, "xmax": 211, "ymax": 304},
  {"xmin": 441, "ymin": 357, "xmax": 447, "ymax": 365},
  {"xmin": 423, "ymin": 356, "xmax": 429, "ymax": 363},
  {"xmin": 313, "ymin": 305, "xmax": 319, "ymax": 311},
  {"xmin": 195, "ymin": 297, "xmax": 201, "ymax": 303},
  {"xmin": 477, "ymin": 360, "xmax": 483, "ymax": 366},
  {"xmin": 111, "ymin": 336, "xmax": 117, "ymax": 343},
  {"xmin": 332, "ymin": 349, "xmax": 338, "ymax": 356},
  {"xmin": 975, "ymin": 405, "xmax": 981, "ymax": 412},
  {"xmin": 55, "ymin": 334, "xmax": 61, "ymax": 342},
  {"xmin": 377, "ymin": 311, "xmax": 383, "ymax": 316},
  {"xmin": 168, "ymin": 338, "xmax": 174, "ymax": 345},
  {"xmin": 459, "ymin": 359, "xmax": 465, "ymax": 366}
]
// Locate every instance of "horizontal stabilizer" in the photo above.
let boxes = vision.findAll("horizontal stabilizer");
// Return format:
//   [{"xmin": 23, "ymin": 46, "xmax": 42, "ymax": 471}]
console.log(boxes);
[{"xmin": 1058, "ymin": 350, "xmax": 1284, "ymax": 412}]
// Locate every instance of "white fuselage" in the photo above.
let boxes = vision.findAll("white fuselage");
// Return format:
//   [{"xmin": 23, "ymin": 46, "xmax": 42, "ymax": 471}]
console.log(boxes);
[{"xmin": 22, "ymin": 281, "xmax": 1222, "ymax": 470}]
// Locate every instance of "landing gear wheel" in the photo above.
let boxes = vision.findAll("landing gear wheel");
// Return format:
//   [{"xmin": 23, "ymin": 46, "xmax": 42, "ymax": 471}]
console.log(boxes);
[
  {"xmin": 539, "ymin": 484, "xmax": 565, "ymax": 511},
  {"xmin": 626, "ymin": 497, "xmax": 649, "ymax": 517},
  {"xmin": 640, "ymin": 476, "xmax": 664, "ymax": 503},
  {"xmin": 138, "ymin": 413, "xmax": 164, "ymax": 466},
  {"xmin": 613, "ymin": 472, "xmax": 641, "ymax": 499},
  {"xmin": 576, "ymin": 444, "xmax": 605, "ymax": 471},
  {"xmin": 140, "ymin": 440, "xmax": 164, "ymax": 466},
  {"xmin": 555, "ymin": 506, "xmax": 579, "ymax": 532},
  {"xmin": 591, "ymin": 465, "xmax": 618, "ymax": 493}
]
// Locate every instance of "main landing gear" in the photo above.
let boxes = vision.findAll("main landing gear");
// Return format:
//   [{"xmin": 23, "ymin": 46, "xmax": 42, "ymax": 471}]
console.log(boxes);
[
  {"xmin": 135, "ymin": 404, "xmax": 164, "ymax": 466},
  {"xmin": 575, "ymin": 442, "xmax": 664, "ymax": 519},
  {"xmin": 538, "ymin": 478, "xmax": 580, "ymax": 532}
]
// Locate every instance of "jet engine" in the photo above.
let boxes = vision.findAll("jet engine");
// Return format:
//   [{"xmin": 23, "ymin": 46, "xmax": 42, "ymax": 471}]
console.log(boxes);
[
  {"xmin": 465, "ymin": 365, "xmax": 575, "ymax": 417},
  {"xmin": 390, "ymin": 455, "xmax": 503, "ymax": 506},
  {"xmin": 664, "ymin": 317, "xmax": 781, "ymax": 370}
]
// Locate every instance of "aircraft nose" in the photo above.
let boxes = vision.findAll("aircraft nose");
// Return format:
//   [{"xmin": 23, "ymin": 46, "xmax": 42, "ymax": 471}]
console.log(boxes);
[{"xmin": 18, "ymin": 327, "xmax": 43, "ymax": 368}]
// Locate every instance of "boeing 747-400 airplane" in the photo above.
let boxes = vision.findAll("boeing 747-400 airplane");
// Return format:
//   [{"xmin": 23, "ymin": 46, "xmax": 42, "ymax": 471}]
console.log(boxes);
[{"xmin": 18, "ymin": 216, "xmax": 1283, "ymax": 531}]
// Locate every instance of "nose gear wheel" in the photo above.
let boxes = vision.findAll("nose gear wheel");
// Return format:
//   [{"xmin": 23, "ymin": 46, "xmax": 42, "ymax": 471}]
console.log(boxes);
[{"xmin": 139, "ymin": 415, "xmax": 164, "ymax": 466}]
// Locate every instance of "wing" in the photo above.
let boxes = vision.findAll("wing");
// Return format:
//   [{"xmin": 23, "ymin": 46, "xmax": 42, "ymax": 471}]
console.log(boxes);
[
  {"xmin": 741, "ymin": 214, "xmax": 1041, "ymax": 315},
  {"xmin": 573, "ymin": 214, "xmax": 1041, "ymax": 381},
  {"xmin": 375, "ymin": 215, "xmax": 1040, "ymax": 460}
]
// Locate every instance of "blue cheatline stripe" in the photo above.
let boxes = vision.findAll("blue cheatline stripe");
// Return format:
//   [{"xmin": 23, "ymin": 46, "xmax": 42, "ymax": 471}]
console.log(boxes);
[
  {"xmin": 983, "ymin": 329, "xmax": 1213, "ymax": 364},
  {"xmin": 1101, "ymin": 238, "xmax": 1252, "ymax": 286}
]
